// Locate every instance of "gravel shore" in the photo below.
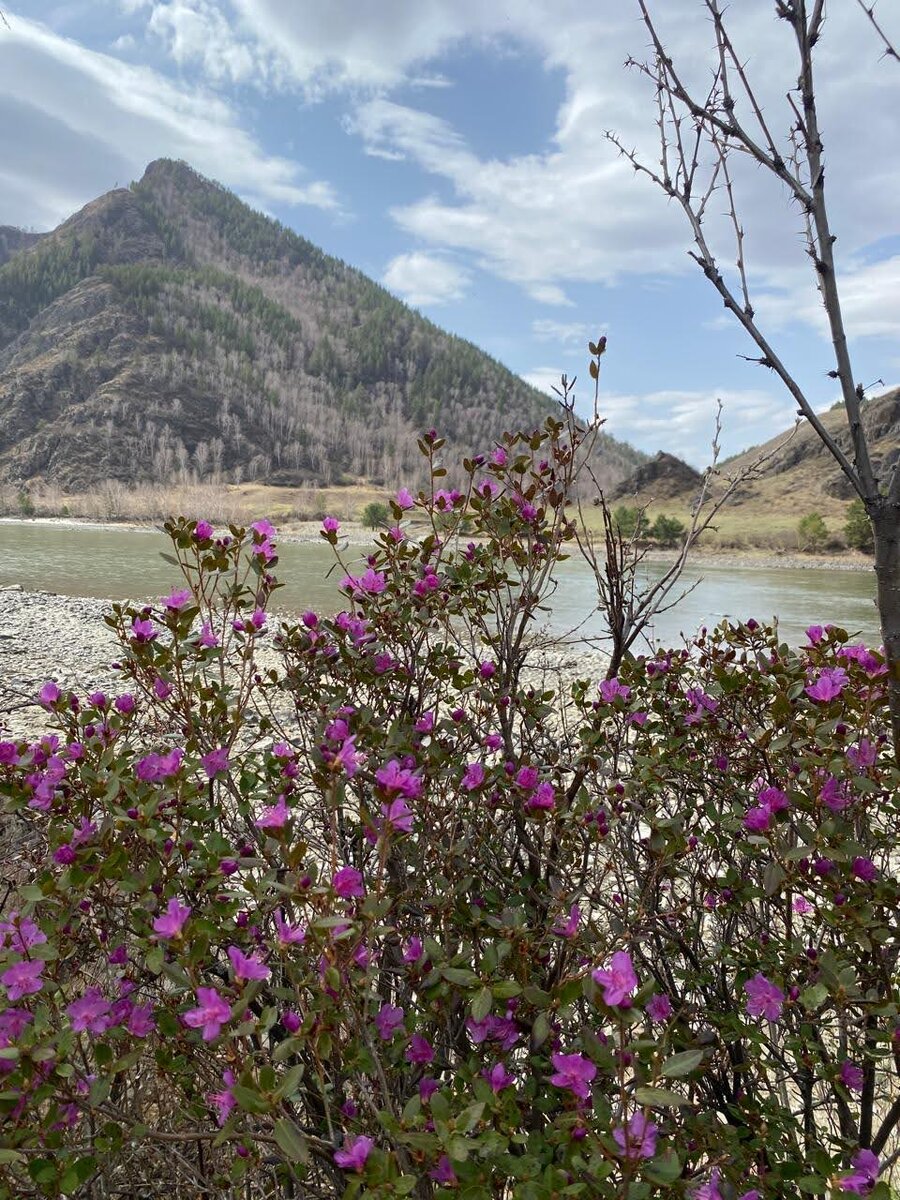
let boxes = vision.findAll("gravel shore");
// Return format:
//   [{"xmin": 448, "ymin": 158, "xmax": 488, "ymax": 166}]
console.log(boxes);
[{"xmin": 0, "ymin": 586, "xmax": 609, "ymax": 743}]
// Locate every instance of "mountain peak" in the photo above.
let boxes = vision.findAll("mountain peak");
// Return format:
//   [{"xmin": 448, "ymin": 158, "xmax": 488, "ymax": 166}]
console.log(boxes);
[{"xmin": 0, "ymin": 161, "xmax": 645, "ymax": 491}]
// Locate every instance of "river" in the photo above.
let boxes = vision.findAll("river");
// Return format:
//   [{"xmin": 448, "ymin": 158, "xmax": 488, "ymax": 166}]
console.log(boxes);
[{"xmin": 0, "ymin": 519, "xmax": 880, "ymax": 649}]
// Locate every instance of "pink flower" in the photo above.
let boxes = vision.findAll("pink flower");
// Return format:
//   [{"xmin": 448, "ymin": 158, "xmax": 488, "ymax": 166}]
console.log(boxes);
[
  {"xmin": 744, "ymin": 972, "xmax": 785, "ymax": 1021},
  {"xmin": 153, "ymin": 676, "xmax": 173, "ymax": 700},
  {"xmin": 194, "ymin": 520, "xmax": 213, "ymax": 539},
  {"xmin": 152, "ymin": 897, "xmax": 191, "ymax": 939},
  {"xmin": 183, "ymin": 987, "xmax": 232, "ymax": 1041},
  {"xmin": 274, "ymin": 909, "xmax": 305, "ymax": 947},
  {"xmin": 321, "ymin": 517, "xmax": 340, "ymax": 535},
  {"xmin": 198, "ymin": 621, "xmax": 219, "ymax": 648},
  {"xmin": 381, "ymin": 797, "xmax": 414, "ymax": 834},
  {"xmin": 396, "ymin": 487, "xmax": 415, "ymax": 510},
  {"xmin": 0, "ymin": 914, "xmax": 46, "ymax": 952},
  {"xmin": 202, "ymin": 747, "xmax": 229, "ymax": 778},
  {"xmin": 39, "ymin": 681, "xmax": 61, "ymax": 706},
  {"xmin": 251, "ymin": 518, "xmax": 276, "ymax": 538},
  {"xmin": 374, "ymin": 1003, "xmax": 404, "ymax": 1040},
  {"xmin": 209, "ymin": 1069, "xmax": 236, "ymax": 1126},
  {"xmin": 805, "ymin": 667, "xmax": 849, "ymax": 702},
  {"xmin": 847, "ymin": 739, "xmax": 877, "ymax": 770},
  {"xmin": 743, "ymin": 805, "xmax": 772, "ymax": 833},
  {"xmin": 792, "ymin": 896, "xmax": 813, "ymax": 915},
  {"xmin": 429, "ymin": 1155, "xmax": 457, "ymax": 1185},
  {"xmin": 592, "ymin": 950, "xmax": 639, "ymax": 1007},
  {"xmin": 483, "ymin": 1062, "xmax": 515, "ymax": 1092},
  {"xmin": 255, "ymin": 794, "xmax": 289, "ymax": 829},
  {"xmin": 853, "ymin": 857, "xmax": 877, "ymax": 882},
  {"xmin": 646, "ymin": 993, "xmax": 673, "ymax": 1022},
  {"xmin": 1, "ymin": 959, "xmax": 44, "ymax": 1000},
  {"xmin": 334, "ymin": 735, "xmax": 364, "ymax": 778},
  {"xmin": 693, "ymin": 1169, "xmax": 724, "ymax": 1200},
  {"xmin": 228, "ymin": 945, "xmax": 270, "ymax": 984},
  {"xmin": 806, "ymin": 624, "xmax": 825, "ymax": 644},
  {"xmin": 552, "ymin": 905, "xmax": 581, "ymax": 939},
  {"xmin": 334, "ymin": 1135, "xmax": 373, "ymax": 1172},
  {"xmin": 127, "ymin": 1005, "xmax": 155, "ymax": 1037},
  {"xmin": 837, "ymin": 1149, "xmax": 879, "ymax": 1194},
  {"xmin": 550, "ymin": 1051, "xmax": 596, "ymax": 1100},
  {"xmin": 490, "ymin": 447, "xmax": 507, "ymax": 467},
  {"xmin": 131, "ymin": 617, "xmax": 157, "ymax": 642},
  {"xmin": 67, "ymin": 988, "xmax": 111, "ymax": 1034},
  {"xmin": 375, "ymin": 759, "xmax": 423, "ymax": 799},
  {"xmin": 526, "ymin": 782, "xmax": 556, "ymax": 810},
  {"xmin": 162, "ymin": 588, "xmax": 192, "ymax": 610},
  {"xmin": 515, "ymin": 766, "xmax": 539, "ymax": 790},
  {"xmin": 613, "ymin": 1112, "xmax": 658, "ymax": 1160},
  {"xmin": 333, "ymin": 866, "xmax": 365, "ymax": 898},
  {"xmin": 599, "ymin": 678, "xmax": 631, "ymax": 703},
  {"xmin": 840, "ymin": 1060, "xmax": 865, "ymax": 1093},
  {"xmin": 462, "ymin": 762, "xmax": 486, "ymax": 791},
  {"xmin": 405, "ymin": 1034, "xmax": 434, "ymax": 1065},
  {"xmin": 403, "ymin": 937, "xmax": 423, "ymax": 964}
]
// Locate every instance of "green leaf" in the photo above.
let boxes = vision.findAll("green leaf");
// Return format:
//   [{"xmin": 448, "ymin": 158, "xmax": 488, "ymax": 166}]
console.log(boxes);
[
  {"xmin": 660, "ymin": 1050, "xmax": 704, "ymax": 1078},
  {"xmin": 456, "ymin": 1102, "xmax": 485, "ymax": 1133},
  {"xmin": 394, "ymin": 1177, "xmax": 418, "ymax": 1195},
  {"xmin": 231, "ymin": 1084, "xmax": 270, "ymax": 1114},
  {"xmin": 633, "ymin": 1086, "xmax": 688, "ymax": 1107},
  {"xmin": 273, "ymin": 1118, "xmax": 309, "ymax": 1163},
  {"xmin": 643, "ymin": 1149, "xmax": 682, "ymax": 1185},
  {"xmin": 471, "ymin": 986, "xmax": 492, "ymax": 1021},
  {"xmin": 801, "ymin": 983, "xmax": 829, "ymax": 1011},
  {"xmin": 797, "ymin": 1176, "xmax": 826, "ymax": 1194},
  {"xmin": 442, "ymin": 967, "xmax": 479, "ymax": 987},
  {"xmin": 0, "ymin": 1149, "xmax": 24, "ymax": 1164}
]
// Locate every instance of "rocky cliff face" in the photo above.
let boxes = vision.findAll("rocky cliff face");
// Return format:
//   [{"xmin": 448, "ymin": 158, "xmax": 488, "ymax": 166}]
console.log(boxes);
[
  {"xmin": 611, "ymin": 451, "xmax": 702, "ymax": 501},
  {"xmin": 0, "ymin": 159, "xmax": 646, "ymax": 492}
]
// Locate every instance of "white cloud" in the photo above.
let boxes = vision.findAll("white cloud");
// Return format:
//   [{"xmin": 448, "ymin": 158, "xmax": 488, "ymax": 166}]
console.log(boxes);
[
  {"xmin": 0, "ymin": 12, "xmax": 339, "ymax": 228},
  {"xmin": 383, "ymin": 251, "xmax": 469, "ymax": 307},
  {"xmin": 146, "ymin": 0, "xmax": 260, "ymax": 84},
  {"xmin": 757, "ymin": 255, "xmax": 900, "ymax": 341},
  {"xmin": 532, "ymin": 318, "xmax": 594, "ymax": 346}
]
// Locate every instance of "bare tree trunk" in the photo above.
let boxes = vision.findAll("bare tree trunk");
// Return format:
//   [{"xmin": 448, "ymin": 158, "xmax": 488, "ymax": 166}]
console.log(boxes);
[{"xmin": 873, "ymin": 506, "xmax": 900, "ymax": 752}]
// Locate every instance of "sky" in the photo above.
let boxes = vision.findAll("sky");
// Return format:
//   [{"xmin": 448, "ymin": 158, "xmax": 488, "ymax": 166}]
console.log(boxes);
[{"xmin": 0, "ymin": 0, "xmax": 898, "ymax": 467}]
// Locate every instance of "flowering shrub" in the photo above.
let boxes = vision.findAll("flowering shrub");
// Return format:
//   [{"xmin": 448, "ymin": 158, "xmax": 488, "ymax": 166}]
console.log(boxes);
[{"xmin": 0, "ymin": 420, "xmax": 898, "ymax": 1199}]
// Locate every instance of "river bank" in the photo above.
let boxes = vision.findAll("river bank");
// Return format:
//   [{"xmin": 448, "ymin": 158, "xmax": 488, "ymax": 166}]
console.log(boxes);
[{"xmin": 0, "ymin": 515, "xmax": 875, "ymax": 570}]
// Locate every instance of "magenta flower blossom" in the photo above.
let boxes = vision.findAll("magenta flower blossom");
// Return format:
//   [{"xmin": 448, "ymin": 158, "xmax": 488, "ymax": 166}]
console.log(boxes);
[
  {"xmin": 374, "ymin": 1003, "xmax": 405, "ymax": 1040},
  {"xmin": 153, "ymin": 897, "xmax": 191, "ymax": 939},
  {"xmin": 646, "ymin": 993, "xmax": 673, "ymax": 1022},
  {"xmin": 743, "ymin": 805, "xmax": 772, "ymax": 833},
  {"xmin": 183, "ymin": 987, "xmax": 232, "ymax": 1041},
  {"xmin": 792, "ymin": 896, "xmax": 813, "ymax": 915},
  {"xmin": 135, "ymin": 747, "xmax": 183, "ymax": 783},
  {"xmin": 162, "ymin": 588, "xmax": 192, "ymax": 610},
  {"xmin": 840, "ymin": 1060, "xmax": 865, "ymax": 1093},
  {"xmin": 403, "ymin": 936, "xmax": 423, "ymax": 964},
  {"xmin": 333, "ymin": 866, "xmax": 365, "ymax": 898},
  {"xmin": 381, "ymin": 797, "xmax": 414, "ymax": 834},
  {"xmin": 198, "ymin": 621, "xmax": 219, "ymax": 648},
  {"xmin": 429, "ymin": 1155, "xmax": 458, "ymax": 1185},
  {"xmin": 420, "ymin": 1076, "xmax": 439, "ymax": 1101},
  {"xmin": 405, "ymin": 1034, "xmax": 434, "ymax": 1065},
  {"xmin": 550, "ymin": 1051, "xmax": 596, "ymax": 1100},
  {"xmin": 39, "ymin": 681, "xmax": 61, "ymax": 706},
  {"xmin": 209, "ymin": 1069, "xmax": 236, "ymax": 1126},
  {"xmin": 515, "ymin": 765, "xmax": 539, "ymax": 790},
  {"xmin": 194, "ymin": 519, "xmax": 213, "ymax": 539},
  {"xmin": 251, "ymin": 518, "xmax": 276, "ymax": 538},
  {"xmin": 744, "ymin": 972, "xmax": 785, "ymax": 1020},
  {"xmin": 67, "ymin": 988, "xmax": 112, "ymax": 1034},
  {"xmin": 852, "ymin": 857, "xmax": 877, "ymax": 882},
  {"xmin": 552, "ymin": 905, "xmax": 581, "ymax": 939},
  {"xmin": 255, "ymin": 794, "xmax": 289, "ymax": 829},
  {"xmin": 334, "ymin": 735, "xmax": 364, "ymax": 778},
  {"xmin": 847, "ymin": 739, "xmax": 877, "ymax": 770},
  {"xmin": 334, "ymin": 1135, "xmax": 373, "ymax": 1172},
  {"xmin": 805, "ymin": 667, "xmax": 849, "ymax": 702},
  {"xmin": 599, "ymin": 677, "xmax": 631, "ymax": 703},
  {"xmin": 592, "ymin": 950, "xmax": 639, "ymax": 1007},
  {"xmin": 396, "ymin": 487, "xmax": 415, "ymax": 510},
  {"xmin": 202, "ymin": 747, "xmax": 229, "ymax": 778},
  {"xmin": 228, "ymin": 945, "xmax": 270, "ymax": 984},
  {"xmin": 837, "ymin": 1149, "xmax": 880, "ymax": 1194},
  {"xmin": 806, "ymin": 624, "xmax": 825, "ymax": 644},
  {"xmin": 490, "ymin": 446, "xmax": 508, "ymax": 467},
  {"xmin": 819, "ymin": 773, "xmax": 850, "ymax": 812},
  {"xmin": 527, "ymin": 782, "xmax": 556, "ymax": 810},
  {"xmin": 375, "ymin": 758, "xmax": 423, "ymax": 799},
  {"xmin": 131, "ymin": 617, "xmax": 157, "ymax": 642},
  {"xmin": 693, "ymin": 1169, "xmax": 724, "ymax": 1200},
  {"xmin": 462, "ymin": 761, "xmax": 486, "ymax": 791},
  {"xmin": 114, "ymin": 692, "xmax": 136, "ymax": 714},
  {"xmin": 127, "ymin": 1004, "xmax": 155, "ymax": 1037},
  {"xmin": 1, "ymin": 958, "xmax": 44, "ymax": 1000},
  {"xmin": 483, "ymin": 1062, "xmax": 515, "ymax": 1092},
  {"xmin": 613, "ymin": 1112, "xmax": 658, "ymax": 1160},
  {"xmin": 0, "ymin": 913, "xmax": 46, "ymax": 952},
  {"xmin": 321, "ymin": 516, "xmax": 340, "ymax": 535},
  {"xmin": 274, "ymin": 909, "xmax": 305, "ymax": 947},
  {"xmin": 153, "ymin": 676, "xmax": 173, "ymax": 701}
]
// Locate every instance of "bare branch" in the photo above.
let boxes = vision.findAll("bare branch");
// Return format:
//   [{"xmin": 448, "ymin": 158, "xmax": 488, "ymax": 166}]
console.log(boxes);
[{"xmin": 855, "ymin": 0, "xmax": 900, "ymax": 62}]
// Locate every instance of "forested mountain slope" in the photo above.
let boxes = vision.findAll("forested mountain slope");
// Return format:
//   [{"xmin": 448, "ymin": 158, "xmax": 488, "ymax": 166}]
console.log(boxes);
[{"xmin": 0, "ymin": 159, "xmax": 645, "ymax": 491}]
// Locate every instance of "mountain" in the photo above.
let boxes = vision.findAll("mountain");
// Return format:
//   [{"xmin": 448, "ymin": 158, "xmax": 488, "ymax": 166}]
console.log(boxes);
[
  {"xmin": 0, "ymin": 227, "xmax": 44, "ymax": 268},
  {"xmin": 610, "ymin": 387, "xmax": 900, "ymax": 535},
  {"xmin": 0, "ymin": 160, "xmax": 645, "ymax": 492}
]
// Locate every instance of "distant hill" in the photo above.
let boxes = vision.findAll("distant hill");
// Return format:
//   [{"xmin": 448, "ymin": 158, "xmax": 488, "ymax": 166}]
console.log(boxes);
[
  {"xmin": 0, "ymin": 159, "xmax": 645, "ymax": 492},
  {"xmin": 609, "ymin": 387, "xmax": 900, "ymax": 537}
]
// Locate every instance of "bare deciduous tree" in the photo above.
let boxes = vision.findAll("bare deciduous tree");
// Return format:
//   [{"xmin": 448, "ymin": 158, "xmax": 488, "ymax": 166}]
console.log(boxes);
[{"xmin": 609, "ymin": 0, "xmax": 900, "ymax": 754}]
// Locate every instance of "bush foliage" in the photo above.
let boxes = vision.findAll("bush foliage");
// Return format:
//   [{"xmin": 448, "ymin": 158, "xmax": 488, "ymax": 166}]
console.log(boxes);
[{"xmin": 0, "ymin": 421, "xmax": 897, "ymax": 1200}]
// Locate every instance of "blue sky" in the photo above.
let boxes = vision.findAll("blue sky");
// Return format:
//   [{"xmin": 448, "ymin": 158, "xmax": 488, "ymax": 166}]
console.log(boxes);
[{"xmin": 1, "ymin": 0, "xmax": 898, "ymax": 466}]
